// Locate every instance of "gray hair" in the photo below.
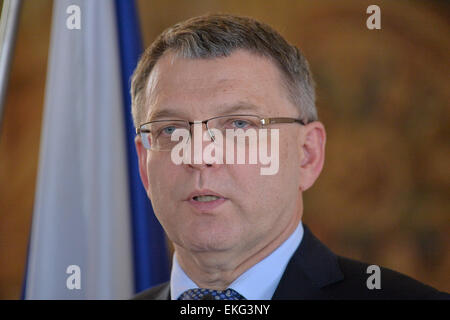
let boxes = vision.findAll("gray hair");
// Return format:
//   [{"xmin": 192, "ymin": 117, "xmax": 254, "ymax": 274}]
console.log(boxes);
[{"xmin": 131, "ymin": 13, "xmax": 317, "ymax": 128}]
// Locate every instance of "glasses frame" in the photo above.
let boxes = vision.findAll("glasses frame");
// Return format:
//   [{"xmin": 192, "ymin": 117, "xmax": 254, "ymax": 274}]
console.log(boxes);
[
  {"xmin": 136, "ymin": 114, "xmax": 308, "ymax": 151},
  {"xmin": 136, "ymin": 114, "xmax": 307, "ymax": 135}
]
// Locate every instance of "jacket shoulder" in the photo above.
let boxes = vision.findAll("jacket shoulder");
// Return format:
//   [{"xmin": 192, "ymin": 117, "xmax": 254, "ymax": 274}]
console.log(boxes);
[
  {"xmin": 132, "ymin": 282, "xmax": 170, "ymax": 300},
  {"xmin": 325, "ymin": 256, "xmax": 449, "ymax": 300}
]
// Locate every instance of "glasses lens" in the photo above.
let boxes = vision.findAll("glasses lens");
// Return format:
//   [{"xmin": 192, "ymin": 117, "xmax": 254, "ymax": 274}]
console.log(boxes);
[
  {"xmin": 140, "ymin": 132, "xmax": 152, "ymax": 149},
  {"xmin": 141, "ymin": 121, "xmax": 190, "ymax": 151},
  {"xmin": 140, "ymin": 116, "xmax": 263, "ymax": 150},
  {"xmin": 209, "ymin": 115, "xmax": 262, "ymax": 132}
]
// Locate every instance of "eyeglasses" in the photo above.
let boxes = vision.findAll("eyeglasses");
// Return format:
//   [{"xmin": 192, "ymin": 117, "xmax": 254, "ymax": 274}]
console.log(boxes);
[{"xmin": 136, "ymin": 114, "xmax": 307, "ymax": 151}]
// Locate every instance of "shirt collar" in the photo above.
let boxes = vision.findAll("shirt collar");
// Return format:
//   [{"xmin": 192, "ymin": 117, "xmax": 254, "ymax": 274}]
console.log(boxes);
[{"xmin": 170, "ymin": 221, "xmax": 304, "ymax": 300}]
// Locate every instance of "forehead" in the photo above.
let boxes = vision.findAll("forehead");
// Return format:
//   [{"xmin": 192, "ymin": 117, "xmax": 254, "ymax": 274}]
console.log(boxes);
[{"xmin": 144, "ymin": 50, "xmax": 296, "ymax": 120}]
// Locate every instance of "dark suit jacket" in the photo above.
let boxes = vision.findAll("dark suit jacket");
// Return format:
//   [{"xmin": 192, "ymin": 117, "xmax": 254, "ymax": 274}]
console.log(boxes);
[{"xmin": 133, "ymin": 225, "xmax": 449, "ymax": 300}]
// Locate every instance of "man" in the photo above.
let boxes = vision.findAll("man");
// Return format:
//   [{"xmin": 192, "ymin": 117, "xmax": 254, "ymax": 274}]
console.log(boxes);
[{"xmin": 131, "ymin": 13, "xmax": 448, "ymax": 300}]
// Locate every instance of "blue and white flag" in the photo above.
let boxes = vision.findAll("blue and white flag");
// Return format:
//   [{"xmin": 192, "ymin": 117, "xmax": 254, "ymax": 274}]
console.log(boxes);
[
  {"xmin": 114, "ymin": 0, "xmax": 170, "ymax": 293},
  {"xmin": 24, "ymin": 0, "xmax": 169, "ymax": 299}
]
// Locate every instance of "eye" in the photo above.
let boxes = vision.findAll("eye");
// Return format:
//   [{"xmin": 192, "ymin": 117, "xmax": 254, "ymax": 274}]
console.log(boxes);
[
  {"xmin": 161, "ymin": 126, "xmax": 177, "ymax": 135},
  {"xmin": 232, "ymin": 119, "xmax": 250, "ymax": 129}
]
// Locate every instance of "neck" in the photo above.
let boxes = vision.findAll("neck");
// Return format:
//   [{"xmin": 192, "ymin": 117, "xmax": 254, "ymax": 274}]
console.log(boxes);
[{"xmin": 174, "ymin": 200, "xmax": 303, "ymax": 290}]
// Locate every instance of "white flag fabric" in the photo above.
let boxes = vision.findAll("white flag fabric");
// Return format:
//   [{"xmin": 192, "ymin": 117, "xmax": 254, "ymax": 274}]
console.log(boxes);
[{"xmin": 25, "ymin": 0, "xmax": 133, "ymax": 299}]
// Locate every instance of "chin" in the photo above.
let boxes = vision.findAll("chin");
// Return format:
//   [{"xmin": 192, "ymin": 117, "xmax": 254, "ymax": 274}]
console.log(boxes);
[{"xmin": 184, "ymin": 223, "xmax": 242, "ymax": 252}]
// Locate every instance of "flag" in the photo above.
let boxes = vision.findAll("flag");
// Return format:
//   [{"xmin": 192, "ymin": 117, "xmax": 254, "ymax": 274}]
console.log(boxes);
[
  {"xmin": 24, "ymin": 0, "xmax": 169, "ymax": 299},
  {"xmin": 114, "ymin": 0, "xmax": 170, "ymax": 292}
]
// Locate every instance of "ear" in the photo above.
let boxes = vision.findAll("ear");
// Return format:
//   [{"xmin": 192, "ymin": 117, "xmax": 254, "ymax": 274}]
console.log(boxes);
[
  {"xmin": 135, "ymin": 135, "xmax": 150, "ymax": 191},
  {"xmin": 298, "ymin": 121, "xmax": 326, "ymax": 191}
]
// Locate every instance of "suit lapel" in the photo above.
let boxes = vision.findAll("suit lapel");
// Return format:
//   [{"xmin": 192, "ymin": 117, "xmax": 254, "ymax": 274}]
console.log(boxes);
[
  {"xmin": 156, "ymin": 282, "xmax": 170, "ymax": 300},
  {"xmin": 272, "ymin": 224, "xmax": 344, "ymax": 299}
]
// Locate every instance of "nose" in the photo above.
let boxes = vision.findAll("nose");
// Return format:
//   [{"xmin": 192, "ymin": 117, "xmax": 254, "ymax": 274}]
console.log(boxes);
[{"xmin": 187, "ymin": 121, "xmax": 220, "ymax": 170}]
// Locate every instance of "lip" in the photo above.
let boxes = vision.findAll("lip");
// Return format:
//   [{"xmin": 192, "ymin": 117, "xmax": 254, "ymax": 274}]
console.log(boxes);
[
  {"xmin": 186, "ymin": 189, "xmax": 226, "ymax": 201},
  {"xmin": 185, "ymin": 189, "xmax": 228, "ymax": 212}
]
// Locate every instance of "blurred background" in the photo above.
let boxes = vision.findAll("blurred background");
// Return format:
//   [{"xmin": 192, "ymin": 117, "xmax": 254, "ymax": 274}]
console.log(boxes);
[{"xmin": 0, "ymin": 0, "xmax": 448, "ymax": 298}]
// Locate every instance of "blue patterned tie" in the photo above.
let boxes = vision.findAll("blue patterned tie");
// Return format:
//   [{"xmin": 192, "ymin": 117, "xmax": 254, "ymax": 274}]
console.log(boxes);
[{"xmin": 178, "ymin": 288, "xmax": 246, "ymax": 300}]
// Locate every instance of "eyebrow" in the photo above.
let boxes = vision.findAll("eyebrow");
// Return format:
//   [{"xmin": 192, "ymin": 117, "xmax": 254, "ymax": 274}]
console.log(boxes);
[
  {"xmin": 148, "ymin": 101, "xmax": 263, "ymax": 122},
  {"xmin": 148, "ymin": 108, "xmax": 186, "ymax": 121},
  {"xmin": 217, "ymin": 102, "xmax": 262, "ymax": 116}
]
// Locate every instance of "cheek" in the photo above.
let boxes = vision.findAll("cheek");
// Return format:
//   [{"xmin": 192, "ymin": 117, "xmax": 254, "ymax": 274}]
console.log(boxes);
[
  {"xmin": 146, "ymin": 155, "xmax": 179, "ymax": 206},
  {"xmin": 227, "ymin": 164, "xmax": 283, "ymax": 215},
  {"xmin": 255, "ymin": 136, "xmax": 301, "ymax": 206},
  {"xmin": 145, "ymin": 157, "xmax": 186, "ymax": 237},
  {"xmin": 229, "ymin": 133, "xmax": 300, "ymax": 200},
  {"xmin": 278, "ymin": 132, "xmax": 301, "ymax": 179}
]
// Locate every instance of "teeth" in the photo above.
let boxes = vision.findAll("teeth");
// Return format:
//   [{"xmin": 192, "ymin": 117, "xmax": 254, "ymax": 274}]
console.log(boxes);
[{"xmin": 194, "ymin": 195, "xmax": 220, "ymax": 202}]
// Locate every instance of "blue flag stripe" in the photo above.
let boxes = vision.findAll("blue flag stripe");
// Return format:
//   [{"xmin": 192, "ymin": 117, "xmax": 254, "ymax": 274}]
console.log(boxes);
[{"xmin": 114, "ymin": 0, "xmax": 170, "ymax": 293}]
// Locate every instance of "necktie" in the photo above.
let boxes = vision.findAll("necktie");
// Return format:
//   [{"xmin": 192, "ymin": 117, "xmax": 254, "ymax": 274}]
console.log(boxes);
[{"xmin": 178, "ymin": 288, "xmax": 246, "ymax": 300}]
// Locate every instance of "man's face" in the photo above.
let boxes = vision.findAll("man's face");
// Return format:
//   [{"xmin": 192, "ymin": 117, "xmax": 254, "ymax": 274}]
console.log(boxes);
[{"xmin": 136, "ymin": 50, "xmax": 308, "ymax": 256}]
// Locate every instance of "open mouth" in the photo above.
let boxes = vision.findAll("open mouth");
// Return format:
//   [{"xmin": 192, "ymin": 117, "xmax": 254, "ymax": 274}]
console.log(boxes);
[
  {"xmin": 192, "ymin": 195, "xmax": 221, "ymax": 202},
  {"xmin": 187, "ymin": 190, "xmax": 227, "ymax": 212}
]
